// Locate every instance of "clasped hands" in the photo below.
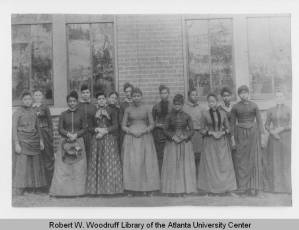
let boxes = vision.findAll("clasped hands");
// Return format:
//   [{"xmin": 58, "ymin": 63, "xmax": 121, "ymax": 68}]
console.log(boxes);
[
  {"xmin": 127, "ymin": 127, "xmax": 149, "ymax": 138},
  {"xmin": 208, "ymin": 131, "xmax": 225, "ymax": 140},
  {"xmin": 95, "ymin": 128, "xmax": 108, "ymax": 139},
  {"xmin": 269, "ymin": 127, "xmax": 284, "ymax": 140},
  {"xmin": 172, "ymin": 134, "xmax": 189, "ymax": 144}
]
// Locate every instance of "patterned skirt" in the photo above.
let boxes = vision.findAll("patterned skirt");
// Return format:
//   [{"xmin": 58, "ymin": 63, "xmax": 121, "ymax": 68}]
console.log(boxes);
[
  {"xmin": 161, "ymin": 140, "xmax": 197, "ymax": 194},
  {"xmin": 86, "ymin": 134, "xmax": 123, "ymax": 195}
]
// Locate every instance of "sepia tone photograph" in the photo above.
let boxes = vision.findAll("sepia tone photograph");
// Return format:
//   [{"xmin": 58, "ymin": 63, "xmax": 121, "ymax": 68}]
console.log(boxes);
[{"xmin": 11, "ymin": 13, "xmax": 292, "ymax": 207}]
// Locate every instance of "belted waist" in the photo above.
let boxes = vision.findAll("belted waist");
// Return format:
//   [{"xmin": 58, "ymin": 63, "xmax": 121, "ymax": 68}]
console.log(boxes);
[{"xmin": 237, "ymin": 122, "xmax": 256, "ymax": 129}]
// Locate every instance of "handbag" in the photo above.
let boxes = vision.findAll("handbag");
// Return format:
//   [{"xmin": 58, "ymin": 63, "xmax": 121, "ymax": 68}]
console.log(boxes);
[{"xmin": 61, "ymin": 139, "xmax": 83, "ymax": 164}]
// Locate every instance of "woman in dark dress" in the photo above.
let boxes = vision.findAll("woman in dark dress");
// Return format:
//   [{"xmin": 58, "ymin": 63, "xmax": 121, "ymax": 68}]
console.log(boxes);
[
  {"xmin": 119, "ymin": 82, "xmax": 134, "ymax": 149},
  {"xmin": 77, "ymin": 84, "xmax": 97, "ymax": 168},
  {"xmin": 13, "ymin": 91, "xmax": 47, "ymax": 195},
  {"xmin": 198, "ymin": 93, "xmax": 237, "ymax": 195},
  {"xmin": 86, "ymin": 92, "xmax": 123, "ymax": 195},
  {"xmin": 152, "ymin": 85, "xmax": 172, "ymax": 173},
  {"xmin": 231, "ymin": 85, "xmax": 264, "ymax": 196},
  {"xmin": 108, "ymin": 91, "xmax": 121, "ymax": 154},
  {"xmin": 32, "ymin": 89, "xmax": 54, "ymax": 191},
  {"xmin": 50, "ymin": 91, "xmax": 87, "ymax": 197},
  {"xmin": 161, "ymin": 94, "xmax": 197, "ymax": 195},
  {"xmin": 264, "ymin": 91, "xmax": 291, "ymax": 193}
]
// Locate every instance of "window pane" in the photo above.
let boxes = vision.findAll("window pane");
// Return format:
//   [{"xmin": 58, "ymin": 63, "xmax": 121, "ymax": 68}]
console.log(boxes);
[
  {"xmin": 12, "ymin": 43, "xmax": 31, "ymax": 101},
  {"xmin": 186, "ymin": 20, "xmax": 210, "ymax": 97},
  {"xmin": 209, "ymin": 19, "xmax": 234, "ymax": 95},
  {"xmin": 67, "ymin": 24, "xmax": 92, "ymax": 93},
  {"xmin": 31, "ymin": 24, "xmax": 53, "ymax": 100},
  {"xmin": 186, "ymin": 18, "xmax": 234, "ymax": 97},
  {"xmin": 247, "ymin": 17, "xmax": 291, "ymax": 96},
  {"xmin": 91, "ymin": 23, "xmax": 115, "ymax": 97}
]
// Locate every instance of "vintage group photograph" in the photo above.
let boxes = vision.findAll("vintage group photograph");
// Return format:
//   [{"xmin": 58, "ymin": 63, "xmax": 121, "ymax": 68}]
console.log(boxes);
[{"xmin": 11, "ymin": 13, "xmax": 292, "ymax": 207}]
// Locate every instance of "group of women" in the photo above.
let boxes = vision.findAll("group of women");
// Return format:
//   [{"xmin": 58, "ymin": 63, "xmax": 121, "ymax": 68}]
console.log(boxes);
[{"xmin": 12, "ymin": 82, "xmax": 292, "ymax": 198}]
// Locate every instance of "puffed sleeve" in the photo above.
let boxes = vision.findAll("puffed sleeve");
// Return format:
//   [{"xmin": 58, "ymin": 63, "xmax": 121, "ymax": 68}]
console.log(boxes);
[
  {"xmin": 45, "ymin": 106, "xmax": 53, "ymax": 134},
  {"xmin": 12, "ymin": 109, "xmax": 21, "ymax": 144},
  {"xmin": 255, "ymin": 103, "xmax": 264, "ymax": 134},
  {"xmin": 223, "ymin": 111, "xmax": 230, "ymax": 134},
  {"xmin": 264, "ymin": 109, "xmax": 272, "ymax": 133},
  {"xmin": 58, "ymin": 112, "xmax": 68, "ymax": 137},
  {"xmin": 163, "ymin": 114, "xmax": 174, "ymax": 140},
  {"xmin": 121, "ymin": 107, "xmax": 130, "ymax": 133},
  {"xmin": 107, "ymin": 108, "xmax": 119, "ymax": 133},
  {"xmin": 186, "ymin": 114, "xmax": 194, "ymax": 141},
  {"xmin": 147, "ymin": 106, "xmax": 155, "ymax": 132},
  {"xmin": 230, "ymin": 105, "xmax": 237, "ymax": 137},
  {"xmin": 76, "ymin": 112, "xmax": 87, "ymax": 138}
]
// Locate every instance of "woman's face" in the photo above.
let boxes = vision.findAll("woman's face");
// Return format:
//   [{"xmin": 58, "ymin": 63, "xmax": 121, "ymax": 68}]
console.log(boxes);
[
  {"xmin": 81, "ymin": 89, "xmax": 91, "ymax": 102},
  {"xmin": 222, "ymin": 92, "xmax": 232, "ymax": 104},
  {"xmin": 189, "ymin": 91, "xmax": 197, "ymax": 104},
  {"xmin": 173, "ymin": 102, "xmax": 183, "ymax": 112},
  {"xmin": 125, "ymin": 87, "xmax": 133, "ymax": 99},
  {"xmin": 33, "ymin": 91, "xmax": 43, "ymax": 104},
  {"xmin": 67, "ymin": 97, "xmax": 78, "ymax": 109},
  {"xmin": 160, "ymin": 89, "xmax": 169, "ymax": 101},
  {"xmin": 132, "ymin": 92, "xmax": 142, "ymax": 105},
  {"xmin": 22, "ymin": 95, "xmax": 33, "ymax": 107},
  {"xmin": 239, "ymin": 91, "xmax": 249, "ymax": 101},
  {"xmin": 97, "ymin": 95, "xmax": 107, "ymax": 107},
  {"xmin": 109, "ymin": 93, "xmax": 118, "ymax": 105},
  {"xmin": 207, "ymin": 96, "xmax": 217, "ymax": 109}
]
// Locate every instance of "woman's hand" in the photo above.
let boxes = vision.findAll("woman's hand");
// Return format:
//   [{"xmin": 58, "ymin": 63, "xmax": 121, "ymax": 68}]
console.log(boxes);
[
  {"xmin": 231, "ymin": 136, "xmax": 236, "ymax": 150},
  {"xmin": 15, "ymin": 143, "xmax": 22, "ymax": 154},
  {"xmin": 40, "ymin": 140, "xmax": 45, "ymax": 150},
  {"xmin": 96, "ymin": 133, "xmax": 103, "ymax": 139},
  {"xmin": 270, "ymin": 130, "xmax": 280, "ymax": 140}
]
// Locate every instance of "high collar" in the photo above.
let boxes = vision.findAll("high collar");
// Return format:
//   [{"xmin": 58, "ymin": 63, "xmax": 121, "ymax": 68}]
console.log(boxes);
[
  {"xmin": 186, "ymin": 100, "xmax": 198, "ymax": 107},
  {"xmin": 80, "ymin": 99, "xmax": 91, "ymax": 104},
  {"xmin": 67, "ymin": 106, "xmax": 78, "ymax": 112},
  {"xmin": 32, "ymin": 103, "xmax": 42, "ymax": 108}
]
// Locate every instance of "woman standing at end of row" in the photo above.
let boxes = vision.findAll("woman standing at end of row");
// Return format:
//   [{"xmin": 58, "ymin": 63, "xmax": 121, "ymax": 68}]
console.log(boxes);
[
  {"xmin": 264, "ymin": 91, "xmax": 291, "ymax": 194},
  {"xmin": 13, "ymin": 92, "xmax": 47, "ymax": 195}
]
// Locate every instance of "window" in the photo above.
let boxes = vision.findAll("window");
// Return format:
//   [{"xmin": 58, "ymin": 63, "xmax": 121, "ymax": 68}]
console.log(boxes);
[
  {"xmin": 12, "ymin": 23, "xmax": 53, "ymax": 105},
  {"xmin": 247, "ymin": 16, "xmax": 291, "ymax": 98},
  {"xmin": 67, "ymin": 23, "xmax": 115, "ymax": 98},
  {"xmin": 185, "ymin": 18, "xmax": 234, "ymax": 98}
]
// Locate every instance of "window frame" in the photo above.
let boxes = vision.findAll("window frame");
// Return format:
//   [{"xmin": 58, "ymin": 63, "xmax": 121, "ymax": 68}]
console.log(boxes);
[
  {"xmin": 182, "ymin": 15, "xmax": 236, "ymax": 101},
  {"xmin": 65, "ymin": 17, "xmax": 117, "ymax": 103},
  {"xmin": 246, "ymin": 15, "xmax": 292, "ymax": 100},
  {"xmin": 11, "ymin": 21, "xmax": 54, "ymax": 106}
]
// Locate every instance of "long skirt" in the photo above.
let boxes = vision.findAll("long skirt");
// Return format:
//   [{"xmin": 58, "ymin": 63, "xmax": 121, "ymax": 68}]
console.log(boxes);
[
  {"xmin": 198, "ymin": 136, "xmax": 236, "ymax": 193},
  {"xmin": 40, "ymin": 127, "xmax": 54, "ymax": 187},
  {"xmin": 83, "ymin": 131, "xmax": 93, "ymax": 167},
  {"xmin": 86, "ymin": 134, "xmax": 123, "ymax": 194},
  {"xmin": 122, "ymin": 132, "xmax": 160, "ymax": 191},
  {"xmin": 161, "ymin": 141, "xmax": 197, "ymax": 194},
  {"xmin": 263, "ymin": 130, "xmax": 291, "ymax": 193},
  {"xmin": 13, "ymin": 153, "xmax": 47, "ymax": 189},
  {"xmin": 191, "ymin": 130, "xmax": 203, "ymax": 159},
  {"xmin": 234, "ymin": 124, "xmax": 263, "ymax": 191},
  {"xmin": 49, "ymin": 137, "xmax": 87, "ymax": 196},
  {"xmin": 153, "ymin": 127, "xmax": 167, "ymax": 173}
]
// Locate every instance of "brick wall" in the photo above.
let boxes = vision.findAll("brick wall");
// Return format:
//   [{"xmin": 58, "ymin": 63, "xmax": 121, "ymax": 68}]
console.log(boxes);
[{"xmin": 116, "ymin": 15, "xmax": 185, "ymax": 104}]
